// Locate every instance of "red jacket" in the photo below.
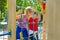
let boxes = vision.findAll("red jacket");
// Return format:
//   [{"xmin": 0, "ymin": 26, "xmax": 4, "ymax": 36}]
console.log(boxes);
[{"xmin": 28, "ymin": 17, "xmax": 38, "ymax": 31}]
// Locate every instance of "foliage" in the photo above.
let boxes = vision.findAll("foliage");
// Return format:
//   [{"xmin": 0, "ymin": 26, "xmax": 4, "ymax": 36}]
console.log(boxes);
[
  {"xmin": 0, "ymin": 0, "xmax": 42, "ymax": 21},
  {"xmin": 0, "ymin": 0, "xmax": 7, "ymax": 22},
  {"xmin": 16, "ymin": 0, "xmax": 42, "ymax": 12},
  {"xmin": 0, "ymin": 0, "xmax": 7, "ymax": 13}
]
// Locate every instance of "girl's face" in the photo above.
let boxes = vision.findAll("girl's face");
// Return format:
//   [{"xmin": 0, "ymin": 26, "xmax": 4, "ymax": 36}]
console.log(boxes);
[
  {"xmin": 26, "ymin": 9, "xmax": 32, "ymax": 16},
  {"xmin": 16, "ymin": 15, "xmax": 21, "ymax": 20}
]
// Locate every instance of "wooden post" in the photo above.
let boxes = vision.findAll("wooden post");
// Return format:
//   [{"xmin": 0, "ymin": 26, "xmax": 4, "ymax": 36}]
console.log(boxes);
[
  {"xmin": 8, "ymin": 0, "xmax": 16, "ymax": 40},
  {"xmin": 46, "ymin": 0, "xmax": 60, "ymax": 40}
]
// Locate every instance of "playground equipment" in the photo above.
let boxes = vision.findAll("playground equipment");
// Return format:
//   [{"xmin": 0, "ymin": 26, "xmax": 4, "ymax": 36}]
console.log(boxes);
[
  {"xmin": 0, "ymin": 0, "xmax": 16, "ymax": 40},
  {"xmin": 0, "ymin": 0, "xmax": 47, "ymax": 40},
  {"xmin": 0, "ymin": 22, "xmax": 11, "ymax": 36}
]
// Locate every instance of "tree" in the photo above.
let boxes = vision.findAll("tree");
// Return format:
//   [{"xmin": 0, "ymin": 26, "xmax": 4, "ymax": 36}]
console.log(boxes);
[
  {"xmin": 0, "ymin": 0, "xmax": 7, "ymax": 13},
  {"xmin": 0, "ymin": 0, "xmax": 7, "ymax": 22},
  {"xmin": 16, "ymin": 0, "xmax": 42, "ymax": 12}
]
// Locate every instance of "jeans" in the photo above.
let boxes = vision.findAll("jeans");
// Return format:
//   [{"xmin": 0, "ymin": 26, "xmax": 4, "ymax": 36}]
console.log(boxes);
[{"xmin": 16, "ymin": 26, "xmax": 28, "ymax": 40}]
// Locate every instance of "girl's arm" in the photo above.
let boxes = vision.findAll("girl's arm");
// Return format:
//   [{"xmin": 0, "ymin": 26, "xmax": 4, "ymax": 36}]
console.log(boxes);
[
  {"xmin": 38, "ymin": 12, "xmax": 40, "ymax": 22},
  {"xmin": 16, "ymin": 9, "xmax": 22, "ymax": 20}
]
